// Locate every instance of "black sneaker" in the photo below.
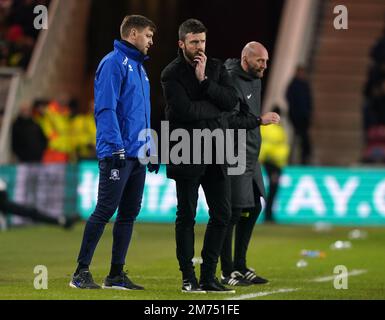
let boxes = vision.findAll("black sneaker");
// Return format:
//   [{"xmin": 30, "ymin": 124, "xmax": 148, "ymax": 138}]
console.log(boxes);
[
  {"xmin": 221, "ymin": 271, "xmax": 252, "ymax": 286},
  {"xmin": 69, "ymin": 269, "xmax": 101, "ymax": 289},
  {"xmin": 240, "ymin": 268, "xmax": 269, "ymax": 284},
  {"xmin": 200, "ymin": 278, "xmax": 236, "ymax": 293},
  {"xmin": 102, "ymin": 271, "xmax": 144, "ymax": 290},
  {"xmin": 182, "ymin": 277, "xmax": 206, "ymax": 293}
]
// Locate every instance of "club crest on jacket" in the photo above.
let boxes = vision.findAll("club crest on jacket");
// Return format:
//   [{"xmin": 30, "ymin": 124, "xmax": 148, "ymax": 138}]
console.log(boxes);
[{"xmin": 109, "ymin": 169, "xmax": 120, "ymax": 181}]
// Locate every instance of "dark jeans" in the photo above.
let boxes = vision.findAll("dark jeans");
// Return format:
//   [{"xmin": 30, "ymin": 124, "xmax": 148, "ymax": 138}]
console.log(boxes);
[
  {"xmin": 174, "ymin": 165, "xmax": 231, "ymax": 282},
  {"xmin": 77, "ymin": 158, "xmax": 145, "ymax": 266}
]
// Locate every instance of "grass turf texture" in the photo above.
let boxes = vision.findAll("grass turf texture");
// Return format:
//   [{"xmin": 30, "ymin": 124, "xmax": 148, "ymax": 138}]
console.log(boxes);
[{"xmin": 0, "ymin": 223, "xmax": 384, "ymax": 300}]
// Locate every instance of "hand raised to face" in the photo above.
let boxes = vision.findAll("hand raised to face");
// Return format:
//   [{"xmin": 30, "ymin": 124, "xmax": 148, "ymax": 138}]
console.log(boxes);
[{"xmin": 194, "ymin": 51, "xmax": 207, "ymax": 83}]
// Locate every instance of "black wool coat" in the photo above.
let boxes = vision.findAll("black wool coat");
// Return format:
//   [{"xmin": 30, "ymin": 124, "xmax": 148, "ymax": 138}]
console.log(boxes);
[{"xmin": 161, "ymin": 51, "xmax": 238, "ymax": 180}]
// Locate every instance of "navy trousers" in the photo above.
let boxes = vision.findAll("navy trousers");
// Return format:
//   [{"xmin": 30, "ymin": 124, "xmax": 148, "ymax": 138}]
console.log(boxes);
[{"xmin": 77, "ymin": 158, "xmax": 146, "ymax": 266}]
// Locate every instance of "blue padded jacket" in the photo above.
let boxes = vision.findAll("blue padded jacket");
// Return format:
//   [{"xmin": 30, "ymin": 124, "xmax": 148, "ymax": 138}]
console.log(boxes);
[{"xmin": 94, "ymin": 40, "xmax": 151, "ymax": 159}]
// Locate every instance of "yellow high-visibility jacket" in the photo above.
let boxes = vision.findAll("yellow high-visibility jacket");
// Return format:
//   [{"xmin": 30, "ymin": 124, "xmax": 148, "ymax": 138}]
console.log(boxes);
[
  {"xmin": 259, "ymin": 124, "xmax": 290, "ymax": 168},
  {"xmin": 70, "ymin": 113, "xmax": 96, "ymax": 159},
  {"xmin": 35, "ymin": 101, "xmax": 72, "ymax": 154}
]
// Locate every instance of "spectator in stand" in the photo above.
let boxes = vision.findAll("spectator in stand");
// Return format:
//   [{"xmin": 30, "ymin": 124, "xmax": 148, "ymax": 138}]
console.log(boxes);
[
  {"xmin": 362, "ymin": 25, "xmax": 385, "ymax": 163},
  {"xmin": 0, "ymin": 0, "xmax": 51, "ymax": 68},
  {"xmin": 70, "ymin": 100, "xmax": 96, "ymax": 161},
  {"xmin": 370, "ymin": 26, "xmax": 385, "ymax": 66},
  {"xmin": 286, "ymin": 66, "xmax": 313, "ymax": 165},
  {"xmin": 36, "ymin": 94, "xmax": 72, "ymax": 163},
  {"xmin": 363, "ymin": 66, "xmax": 384, "ymax": 133},
  {"xmin": 7, "ymin": 0, "xmax": 39, "ymax": 39},
  {"xmin": 364, "ymin": 25, "xmax": 385, "ymax": 130},
  {"xmin": 6, "ymin": 24, "xmax": 34, "ymax": 68},
  {"xmin": 11, "ymin": 102, "xmax": 47, "ymax": 162},
  {"xmin": 371, "ymin": 78, "xmax": 385, "ymax": 126}
]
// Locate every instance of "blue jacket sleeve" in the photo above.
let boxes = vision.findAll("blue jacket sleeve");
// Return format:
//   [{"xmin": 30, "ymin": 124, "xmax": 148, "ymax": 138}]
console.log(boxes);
[{"xmin": 94, "ymin": 59, "xmax": 125, "ymax": 153}]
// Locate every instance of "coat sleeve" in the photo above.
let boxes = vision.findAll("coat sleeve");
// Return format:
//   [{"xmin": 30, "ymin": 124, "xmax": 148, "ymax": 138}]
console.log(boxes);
[
  {"xmin": 161, "ymin": 74, "xmax": 222, "ymax": 122},
  {"xmin": 200, "ymin": 63, "xmax": 238, "ymax": 111},
  {"xmin": 227, "ymin": 100, "xmax": 260, "ymax": 130},
  {"xmin": 94, "ymin": 59, "xmax": 125, "ymax": 153}
]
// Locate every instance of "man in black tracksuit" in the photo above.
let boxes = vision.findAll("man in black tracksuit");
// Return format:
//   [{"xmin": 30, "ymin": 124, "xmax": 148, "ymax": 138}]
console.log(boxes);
[
  {"xmin": 161, "ymin": 19, "xmax": 263, "ymax": 293},
  {"xmin": 220, "ymin": 42, "xmax": 280, "ymax": 286}
]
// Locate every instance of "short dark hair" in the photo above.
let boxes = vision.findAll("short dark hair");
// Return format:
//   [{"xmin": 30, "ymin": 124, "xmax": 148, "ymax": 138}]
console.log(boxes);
[
  {"xmin": 178, "ymin": 19, "xmax": 207, "ymax": 41},
  {"xmin": 120, "ymin": 15, "xmax": 156, "ymax": 39}
]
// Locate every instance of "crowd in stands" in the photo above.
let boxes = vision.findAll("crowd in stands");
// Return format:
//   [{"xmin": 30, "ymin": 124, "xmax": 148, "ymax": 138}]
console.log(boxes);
[
  {"xmin": 362, "ymin": 26, "xmax": 385, "ymax": 163},
  {"xmin": 0, "ymin": 0, "xmax": 50, "ymax": 68},
  {"xmin": 11, "ymin": 96, "xmax": 96, "ymax": 163}
]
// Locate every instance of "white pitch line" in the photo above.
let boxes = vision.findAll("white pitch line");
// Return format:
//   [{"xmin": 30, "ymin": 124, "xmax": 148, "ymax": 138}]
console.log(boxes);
[
  {"xmin": 225, "ymin": 288, "xmax": 300, "ymax": 300},
  {"xmin": 311, "ymin": 269, "xmax": 367, "ymax": 282},
  {"xmin": 133, "ymin": 276, "xmax": 176, "ymax": 280}
]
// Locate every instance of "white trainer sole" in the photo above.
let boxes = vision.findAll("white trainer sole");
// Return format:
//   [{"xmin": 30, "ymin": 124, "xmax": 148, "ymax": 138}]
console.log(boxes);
[
  {"xmin": 69, "ymin": 281, "xmax": 101, "ymax": 289},
  {"xmin": 181, "ymin": 290, "xmax": 207, "ymax": 294},
  {"xmin": 102, "ymin": 284, "xmax": 141, "ymax": 291},
  {"xmin": 205, "ymin": 289, "xmax": 236, "ymax": 294}
]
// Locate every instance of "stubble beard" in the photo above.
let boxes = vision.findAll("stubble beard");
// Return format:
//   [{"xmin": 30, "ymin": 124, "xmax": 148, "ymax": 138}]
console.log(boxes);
[{"xmin": 184, "ymin": 48, "xmax": 204, "ymax": 66}]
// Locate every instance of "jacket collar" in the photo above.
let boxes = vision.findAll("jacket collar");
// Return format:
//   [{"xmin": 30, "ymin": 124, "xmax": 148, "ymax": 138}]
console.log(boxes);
[
  {"xmin": 114, "ymin": 40, "xmax": 149, "ymax": 63},
  {"xmin": 233, "ymin": 60, "xmax": 258, "ymax": 81},
  {"xmin": 177, "ymin": 48, "xmax": 184, "ymax": 59},
  {"xmin": 177, "ymin": 48, "xmax": 190, "ymax": 65}
]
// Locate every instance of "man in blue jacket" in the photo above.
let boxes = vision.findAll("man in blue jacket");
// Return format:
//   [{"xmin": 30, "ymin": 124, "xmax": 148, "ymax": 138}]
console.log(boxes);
[{"xmin": 70, "ymin": 15, "xmax": 158, "ymax": 290}]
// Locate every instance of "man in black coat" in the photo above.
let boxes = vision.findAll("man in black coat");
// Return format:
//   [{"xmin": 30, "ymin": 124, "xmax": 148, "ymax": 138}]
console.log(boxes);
[
  {"xmin": 161, "ymin": 19, "xmax": 259, "ymax": 293},
  {"xmin": 11, "ymin": 103, "xmax": 47, "ymax": 163},
  {"xmin": 220, "ymin": 42, "xmax": 280, "ymax": 286},
  {"xmin": 286, "ymin": 66, "xmax": 313, "ymax": 164}
]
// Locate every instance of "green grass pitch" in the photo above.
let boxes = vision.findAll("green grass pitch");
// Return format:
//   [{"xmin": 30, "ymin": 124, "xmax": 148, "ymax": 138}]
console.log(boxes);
[{"xmin": 0, "ymin": 223, "xmax": 384, "ymax": 300}]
